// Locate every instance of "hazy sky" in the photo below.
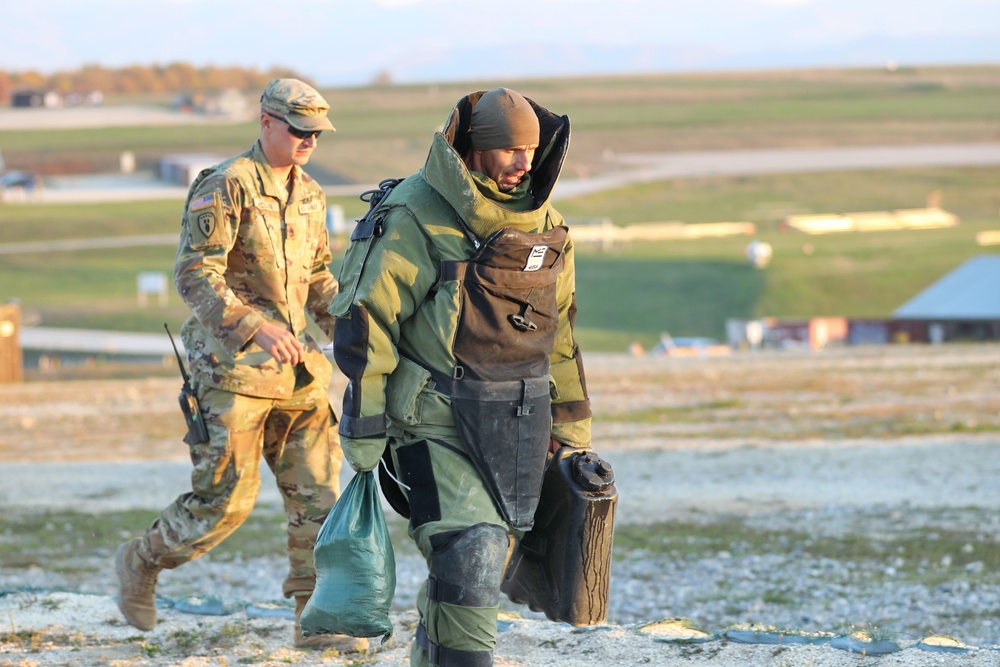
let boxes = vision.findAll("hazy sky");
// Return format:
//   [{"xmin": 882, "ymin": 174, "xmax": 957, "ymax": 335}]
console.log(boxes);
[{"xmin": 3, "ymin": 0, "xmax": 999, "ymax": 87}]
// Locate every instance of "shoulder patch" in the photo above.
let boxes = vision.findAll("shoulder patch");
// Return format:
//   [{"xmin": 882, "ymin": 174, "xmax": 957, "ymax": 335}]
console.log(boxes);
[
  {"xmin": 196, "ymin": 210, "xmax": 217, "ymax": 238},
  {"xmin": 190, "ymin": 193, "xmax": 216, "ymax": 212},
  {"xmin": 185, "ymin": 188, "xmax": 228, "ymax": 250}
]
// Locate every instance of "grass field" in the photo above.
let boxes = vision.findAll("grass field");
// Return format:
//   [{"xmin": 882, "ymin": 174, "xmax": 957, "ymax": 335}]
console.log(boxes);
[
  {"xmin": 1, "ymin": 66, "xmax": 999, "ymax": 354},
  {"xmin": 562, "ymin": 165, "xmax": 1000, "ymax": 349},
  {"xmin": 2, "ymin": 168, "xmax": 996, "ymax": 351}
]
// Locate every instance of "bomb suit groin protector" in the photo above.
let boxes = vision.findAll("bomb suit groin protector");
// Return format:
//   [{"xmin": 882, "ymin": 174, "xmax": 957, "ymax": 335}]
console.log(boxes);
[{"xmin": 444, "ymin": 225, "xmax": 568, "ymax": 530}]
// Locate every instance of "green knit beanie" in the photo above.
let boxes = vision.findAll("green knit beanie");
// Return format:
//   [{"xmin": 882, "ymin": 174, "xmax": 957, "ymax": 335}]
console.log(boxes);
[{"xmin": 470, "ymin": 88, "xmax": 540, "ymax": 151}]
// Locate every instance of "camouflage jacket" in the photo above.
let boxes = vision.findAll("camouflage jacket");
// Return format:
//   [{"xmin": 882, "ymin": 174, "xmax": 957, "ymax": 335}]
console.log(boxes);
[
  {"xmin": 331, "ymin": 92, "xmax": 591, "ymax": 470},
  {"xmin": 176, "ymin": 141, "xmax": 338, "ymax": 399}
]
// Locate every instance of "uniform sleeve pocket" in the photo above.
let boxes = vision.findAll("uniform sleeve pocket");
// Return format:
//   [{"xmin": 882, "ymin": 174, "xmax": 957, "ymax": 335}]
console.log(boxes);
[
  {"xmin": 186, "ymin": 190, "xmax": 228, "ymax": 251},
  {"xmin": 385, "ymin": 356, "xmax": 433, "ymax": 426}
]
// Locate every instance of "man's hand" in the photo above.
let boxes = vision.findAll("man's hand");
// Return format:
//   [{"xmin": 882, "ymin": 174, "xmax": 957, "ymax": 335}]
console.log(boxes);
[{"xmin": 253, "ymin": 323, "xmax": 305, "ymax": 365}]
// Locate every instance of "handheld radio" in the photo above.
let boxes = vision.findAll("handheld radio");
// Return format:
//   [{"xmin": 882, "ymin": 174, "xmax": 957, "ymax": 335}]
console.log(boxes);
[{"xmin": 165, "ymin": 323, "xmax": 210, "ymax": 444}]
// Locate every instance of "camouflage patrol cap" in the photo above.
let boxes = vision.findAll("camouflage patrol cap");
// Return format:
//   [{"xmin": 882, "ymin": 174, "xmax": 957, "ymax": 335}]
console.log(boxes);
[{"xmin": 260, "ymin": 78, "xmax": 335, "ymax": 132}]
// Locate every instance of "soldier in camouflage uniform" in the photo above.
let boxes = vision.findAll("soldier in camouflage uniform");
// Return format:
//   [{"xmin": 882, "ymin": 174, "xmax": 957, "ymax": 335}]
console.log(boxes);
[
  {"xmin": 114, "ymin": 79, "xmax": 367, "ymax": 653},
  {"xmin": 332, "ymin": 88, "xmax": 591, "ymax": 666}
]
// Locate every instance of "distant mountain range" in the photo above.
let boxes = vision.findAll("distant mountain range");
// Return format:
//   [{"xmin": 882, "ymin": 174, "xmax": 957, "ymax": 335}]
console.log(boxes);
[{"xmin": 324, "ymin": 34, "xmax": 1000, "ymax": 86}]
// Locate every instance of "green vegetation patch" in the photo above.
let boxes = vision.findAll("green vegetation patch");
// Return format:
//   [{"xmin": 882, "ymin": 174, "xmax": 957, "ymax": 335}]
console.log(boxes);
[
  {"xmin": 613, "ymin": 517, "xmax": 1000, "ymax": 584},
  {"xmin": 0, "ymin": 627, "xmax": 90, "ymax": 652},
  {"xmin": 0, "ymin": 507, "xmax": 418, "ymax": 581},
  {"xmin": 0, "ymin": 508, "xmax": 287, "ymax": 574}
]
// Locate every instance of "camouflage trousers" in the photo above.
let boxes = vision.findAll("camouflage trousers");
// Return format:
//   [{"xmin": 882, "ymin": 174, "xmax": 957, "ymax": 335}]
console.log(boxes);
[{"xmin": 139, "ymin": 372, "xmax": 342, "ymax": 598}]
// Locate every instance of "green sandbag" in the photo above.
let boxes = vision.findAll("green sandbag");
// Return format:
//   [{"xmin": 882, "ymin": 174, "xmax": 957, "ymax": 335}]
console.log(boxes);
[{"xmin": 299, "ymin": 470, "xmax": 395, "ymax": 641}]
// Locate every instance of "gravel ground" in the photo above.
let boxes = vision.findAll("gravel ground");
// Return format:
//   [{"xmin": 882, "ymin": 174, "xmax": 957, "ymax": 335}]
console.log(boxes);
[{"xmin": 2, "ymin": 345, "xmax": 1000, "ymax": 666}]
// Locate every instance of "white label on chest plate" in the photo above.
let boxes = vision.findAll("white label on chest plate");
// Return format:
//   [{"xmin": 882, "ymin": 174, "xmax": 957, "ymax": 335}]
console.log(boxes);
[{"xmin": 524, "ymin": 245, "xmax": 548, "ymax": 272}]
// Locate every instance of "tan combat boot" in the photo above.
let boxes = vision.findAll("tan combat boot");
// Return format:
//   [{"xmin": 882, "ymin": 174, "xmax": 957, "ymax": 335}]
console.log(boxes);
[
  {"xmin": 293, "ymin": 594, "xmax": 370, "ymax": 652},
  {"xmin": 114, "ymin": 538, "xmax": 161, "ymax": 631}
]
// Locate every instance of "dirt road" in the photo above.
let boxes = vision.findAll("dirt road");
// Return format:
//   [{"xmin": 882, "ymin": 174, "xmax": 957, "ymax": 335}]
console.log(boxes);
[{"xmin": 4, "ymin": 344, "xmax": 999, "ymax": 515}]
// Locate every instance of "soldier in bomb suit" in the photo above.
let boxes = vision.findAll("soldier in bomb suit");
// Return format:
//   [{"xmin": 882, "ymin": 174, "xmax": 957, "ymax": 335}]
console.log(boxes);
[{"xmin": 332, "ymin": 88, "xmax": 591, "ymax": 666}]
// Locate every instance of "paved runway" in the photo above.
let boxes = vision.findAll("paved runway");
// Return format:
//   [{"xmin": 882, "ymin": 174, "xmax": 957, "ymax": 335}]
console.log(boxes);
[
  {"xmin": 18, "ymin": 326, "xmax": 179, "ymax": 356},
  {"xmin": 554, "ymin": 142, "xmax": 1000, "ymax": 198}
]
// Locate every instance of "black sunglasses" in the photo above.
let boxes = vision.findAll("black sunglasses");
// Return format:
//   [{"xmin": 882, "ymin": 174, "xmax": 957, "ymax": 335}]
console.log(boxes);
[{"xmin": 265, "ymin": 111, "xmax": 322, "ymax": 140}]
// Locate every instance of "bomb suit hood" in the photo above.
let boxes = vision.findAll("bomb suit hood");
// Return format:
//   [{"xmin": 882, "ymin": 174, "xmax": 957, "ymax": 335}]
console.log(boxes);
[{"xmin": 420, "ymin": 90, "xmax": 571, "ymax": 238}]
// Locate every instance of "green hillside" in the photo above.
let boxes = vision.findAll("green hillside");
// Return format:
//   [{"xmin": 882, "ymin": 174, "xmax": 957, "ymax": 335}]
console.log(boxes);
[{"xmin": 4, "ymin": 65, "xmax": 999, "ymax": 181}]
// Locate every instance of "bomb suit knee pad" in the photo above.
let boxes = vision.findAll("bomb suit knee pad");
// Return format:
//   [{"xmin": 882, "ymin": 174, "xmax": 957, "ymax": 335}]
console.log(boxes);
[
  {"xmin": 415, "ymin": 523, "xmax": 510, "ymax": 666},
  {"xmin": 428, "ymin": 523, "xmax": 510, "ymax": 608}
]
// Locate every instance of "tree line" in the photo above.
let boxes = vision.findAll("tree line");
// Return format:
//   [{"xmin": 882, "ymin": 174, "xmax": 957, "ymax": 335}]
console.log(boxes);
[{"xmin": 0, "ymin": 63, "xmax": 312, "ymax": 104}]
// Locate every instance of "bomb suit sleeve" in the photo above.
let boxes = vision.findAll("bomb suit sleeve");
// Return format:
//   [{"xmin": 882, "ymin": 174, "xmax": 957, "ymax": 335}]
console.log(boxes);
[
  {"xmin": 549, "ymin": 223, "xmax": 592, "ymax": 448},
  {"xmin": 330, "ymin": 206, "xmax": 437, "ymax": 471}
]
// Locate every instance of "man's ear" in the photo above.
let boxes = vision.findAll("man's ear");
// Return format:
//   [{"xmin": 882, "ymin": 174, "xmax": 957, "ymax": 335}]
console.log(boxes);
[{"xmin": 465, "ymin": 149, "xmax": 481, "ymax": 173}]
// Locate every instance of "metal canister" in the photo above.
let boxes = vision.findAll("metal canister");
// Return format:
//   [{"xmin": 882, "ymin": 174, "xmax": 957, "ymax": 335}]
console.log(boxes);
[{"xmin": 501, "ymin": 446, "xmax": 618, "ymax": 626}]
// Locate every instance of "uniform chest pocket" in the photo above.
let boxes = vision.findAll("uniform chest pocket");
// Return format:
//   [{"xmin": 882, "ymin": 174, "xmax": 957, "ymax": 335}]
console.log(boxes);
[
  {"xmin": 236, "ymin": 202, "xmax": 285, "ymax": 274},
  {"xmin": 286, "ymin": 198, "xmax": 326, "ymax": 267}
]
